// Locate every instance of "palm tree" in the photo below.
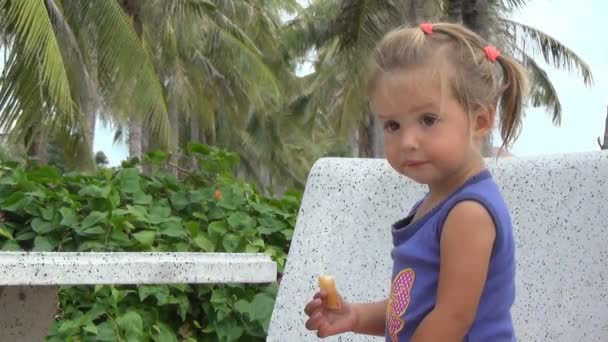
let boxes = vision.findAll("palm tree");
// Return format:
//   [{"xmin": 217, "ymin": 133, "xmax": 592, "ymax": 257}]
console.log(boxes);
[
  {"xmin": 115, "ymin": 0, "xmax": 335, "ymax": 189},
  {"xmin": 0, "ymin": 0, "xmax": 168, "ymax": 170},
  {"xmin": 285, "ymin": 0, "xmax": 593, "ymax": 157}
]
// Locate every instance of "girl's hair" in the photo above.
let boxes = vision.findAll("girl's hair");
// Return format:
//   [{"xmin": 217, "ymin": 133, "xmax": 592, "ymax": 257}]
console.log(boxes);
[{"xmin": 368, "ymin": 22, "xmax": 528, "ymax": 150}]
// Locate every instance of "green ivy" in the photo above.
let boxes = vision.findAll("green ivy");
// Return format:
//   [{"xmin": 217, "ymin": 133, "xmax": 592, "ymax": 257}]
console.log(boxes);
[{"xmin": 0, "ymin": 143, "xmax": 301, "ymax": 341}]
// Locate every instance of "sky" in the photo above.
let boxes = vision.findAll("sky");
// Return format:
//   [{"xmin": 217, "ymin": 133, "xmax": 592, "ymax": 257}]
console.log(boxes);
[{"xmin": 93, "ymin": 0, "xmax": 608, "ymax": 165}]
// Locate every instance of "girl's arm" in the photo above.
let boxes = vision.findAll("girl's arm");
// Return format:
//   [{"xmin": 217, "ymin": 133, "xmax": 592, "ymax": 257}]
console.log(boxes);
[
  {"xmin": 351, "ymin": 299, "xmax": 389, "ymax": 336},
  {"xmin": 411, "ymin": 201, "xmax": 496, "ymax": 342}
]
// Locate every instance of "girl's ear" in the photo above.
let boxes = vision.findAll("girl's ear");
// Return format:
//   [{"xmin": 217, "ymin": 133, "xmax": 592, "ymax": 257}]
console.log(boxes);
[{"xmin": 473, "ymin": 105, "xmax": 496, "ymax": 138}]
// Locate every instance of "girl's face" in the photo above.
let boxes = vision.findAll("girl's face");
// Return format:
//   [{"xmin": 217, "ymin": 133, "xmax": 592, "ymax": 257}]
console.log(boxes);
[{"xmin": 370, "ymin": 67, "xmax": 490, "ymax": 187}]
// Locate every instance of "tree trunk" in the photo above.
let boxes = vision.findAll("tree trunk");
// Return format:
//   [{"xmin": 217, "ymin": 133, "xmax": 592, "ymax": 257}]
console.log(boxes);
[
  {"xmin": 190, "ymin": 115, "xmax": 200, "ymax": 170},
  {"xmin": 167, "ymin": 84, "xmax": 179, "ymax": 177},
  {"xmin": 190, "ymin": 115, "xmax": 200, "ymax": 143},
  {"xmin": 372, "ymin": 116, "xmax": 384, "ymax": 158},
  {"xmin": 121, "ymin": 0, "xmax": 145, "ymax": 167},
  {"xmin": 83, "ymin": 31, "xmax": 99, "ymax": 170},
  {"xmin": 74, "ymin": 102, "xmax": 97, "ymax": 171},
  {"xmin": 406, "ymin": 0, "xmax": 433, "ymax": 24},
  {"xmin": 140, "ymin": 120, "xmax": 153, "ymax": 175},
  {"xmin": 459, "ymin": 0, "xmax": 492, "ymax": 156},
  {"xmin": 357, "ymin": 121, "xmax": 373, "ymax": 158},
  {"xmin": 462, "ymin": 0, "xmax": 489, "ymax": 40},
  {"xmin": 128, "ymin": 117, "xmax": 142, "ymax": 162},
  {"xmin": 598, "ymin": 105, "xmax": 608, "ymax": 150},
  {"xmin": 26, "ymin": 127, "xmax": 48, "ymax": 165},
  {"xmin": 349, "ymin": 131, "xmax": 359, "ymax": 157},
  {"xmin": 446, "ymin": 0, "xmax": 463, "ymax": 23},
  {"xmin": 257, "ymin": 165, "xmax": 272, "ymax": 192}
]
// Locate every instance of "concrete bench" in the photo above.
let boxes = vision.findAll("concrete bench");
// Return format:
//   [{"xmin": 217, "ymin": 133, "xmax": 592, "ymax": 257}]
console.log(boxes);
[
  {"xmin": 268, "ymin": 151, "xmax": 608, "ymax": 341},
  {"xmin": 0, "ymin": 252, "xmax": 276, "ymax": 341}
]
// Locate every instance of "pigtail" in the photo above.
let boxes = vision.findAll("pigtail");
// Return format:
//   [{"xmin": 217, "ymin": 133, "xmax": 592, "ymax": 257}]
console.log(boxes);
[{"xmin": 496, "ymin": 54, "xmax": 528, "ymax": 150}]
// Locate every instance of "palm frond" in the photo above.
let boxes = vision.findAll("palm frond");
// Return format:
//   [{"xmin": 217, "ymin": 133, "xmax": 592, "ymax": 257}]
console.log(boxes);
[
  {"xmin": 500, "ymin": 0, "xmax": 530, "ymax": 10},
  {"xmin": 333, "ymin": 0, "xmax": 401, "ymax": 55},
  {"xmin": 500, "ymin": 18, "xmax": 593, "ymax": 86},
  {"xmin": 68, "ymin": 0, "xmax": 169, "ymax": 145},
  {"xmin": 517, "ymin": 48, "xmax": 562, "ymax": 124},
  {"xmin": 46, "ymin": 0, "xmax": 95, "ymax": 106},
  {"xmin": 206, "ymin": 27, "xmax": 282, "ymax": 110},
  {"xmin": 1, "ymin": 0, "xmax": 75, "ymax": 122},
  {"xmin": 281, "ymin": 1, "xmax": 339, "ymax": 57}
]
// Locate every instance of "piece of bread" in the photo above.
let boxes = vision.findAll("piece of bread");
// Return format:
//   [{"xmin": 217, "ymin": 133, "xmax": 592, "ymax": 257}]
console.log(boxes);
[{"xmin": 318, "ymin": 275, "xmax": 341, "ymax": 310}]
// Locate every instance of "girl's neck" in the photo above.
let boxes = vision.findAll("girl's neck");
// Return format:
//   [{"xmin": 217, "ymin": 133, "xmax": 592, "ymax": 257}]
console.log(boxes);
[{"xmin": 427, "ymin": 157, "xmax": 487, "ymax": 201}]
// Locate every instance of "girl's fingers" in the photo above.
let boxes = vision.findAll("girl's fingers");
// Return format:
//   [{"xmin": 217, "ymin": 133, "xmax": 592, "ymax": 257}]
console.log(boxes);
[
  {"xmin": 304, "ymin": 298, "xmax": 323, "ymax": 316},
  {"xmin": 317, "ymin": 321, "xmax": 334, "ymax": 338},
  {"xmin": 314, "ymin": 289, "xmax": 327, "ymax": 300},
  {"xmin": 305, "ymin": 310, "xmax": 323, "ymax": 330}
]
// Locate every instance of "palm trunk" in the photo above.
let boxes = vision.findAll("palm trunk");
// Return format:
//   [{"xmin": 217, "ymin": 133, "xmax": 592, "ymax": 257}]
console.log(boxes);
[
  {"xmin": 462, "ymin": 0, "xmax": 489, "ymax": 40},
  {"xmin": 79, "ymin": 50, "xmax": 98, "ymax": 171},
  {"xmin": 75, "ymin": 100, "xmax": 97, "ymax": 171},
  {"xmin": 372, "ymin": 116, "xmax": 384, "ymax": 158},
  {"xmin": 190, "ymin": 115, "xmax": 200, "ymax": 170},
  {"xmin": 460, "ymin": 0, "xmax": 492, "ymax": 156},
  {"xmin": 598, "ymin": 105, "xmax": 608, "ymax": 150},
  {"xmin": 83, "ymin": 31, "xmax": 99, "ymax": 171},
  {"xmin": 128, "ymin": 117, "xmax": 142, "ymax": 162},
  {"xmin": 190, "ymin": 115, "xmax": 200, "ymax": 143},
  {"xmin": 122, "ymin": 0, "xmax": 145, "ymax": 167},
  {"xmin": 406, "ymin": 0, "xmax": 433, "ymax": 24},
  {"xmin": 348, "ymin": 132, "xmax": 359, "ymax": 157},
  {"xmin": 26, "ymin": 127, "xmax": 48, "ymax": 165},
  {"xmin": 258, "ymin": 165, "xmax": 272, "ymax": 192},
  {"xmin": 140, "ymin": 120, "xmax": 153, "ymax": 175},
  {"xmin": 168, "ymin": 85, "xmax": 179, "ymax": 177},
  {"xmin": 446, "ymin": 0, "xmax": 463, "ymax": 23},
  {"xmin": 357, "ymin": 122, "xmax": 373, "ymax": 158}
]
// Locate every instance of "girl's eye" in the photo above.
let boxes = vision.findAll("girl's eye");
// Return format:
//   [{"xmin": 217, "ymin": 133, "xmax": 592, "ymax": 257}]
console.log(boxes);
[
  {"xmin": 420, "ymin": 114, "xmax": 438, "ymax": 127},
  {"xmin": 384, "ymin": 120, "xmax": 400, "ymax": 132}
]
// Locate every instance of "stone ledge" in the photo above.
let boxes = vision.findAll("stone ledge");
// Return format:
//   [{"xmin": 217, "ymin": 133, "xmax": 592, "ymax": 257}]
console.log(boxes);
[{"xmin": 0, "ymin": 252, "xmax": 277, "ymax": 285}]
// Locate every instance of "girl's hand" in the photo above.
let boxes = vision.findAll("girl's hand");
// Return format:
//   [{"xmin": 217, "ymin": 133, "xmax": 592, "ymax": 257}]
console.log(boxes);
[{"xmin": 304, "ymin": 290, "xmax": 359, "ymax": 338}]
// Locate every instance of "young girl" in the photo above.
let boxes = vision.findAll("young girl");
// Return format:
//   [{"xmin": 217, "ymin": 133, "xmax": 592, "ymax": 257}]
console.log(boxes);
[{"xmin": 304, "ymin": 22, "xmax": 526, "ymax": 341}]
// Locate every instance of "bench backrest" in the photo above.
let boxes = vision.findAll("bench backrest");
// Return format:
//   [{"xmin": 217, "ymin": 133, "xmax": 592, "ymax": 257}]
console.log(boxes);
[{"xmin": 268, "ymin": 151, "xmax": 608, "ymax": 341}]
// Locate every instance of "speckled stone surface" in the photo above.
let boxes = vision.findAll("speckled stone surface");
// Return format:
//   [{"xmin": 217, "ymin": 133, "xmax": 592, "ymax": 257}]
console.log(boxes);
[
  {"xmin": 0, "ymin": 252, "xmax": 276, "ymax": 341},
  {"xmin": 0, "ymin": 285, "xmax": 58, "ymax": 342},
  {"xmin": 0, "ymin": 252, "xmax": 277, "ymax": 285},
  {"xmin": 267, "ymin": 151, "xmax": 608, "ymax": 341}
]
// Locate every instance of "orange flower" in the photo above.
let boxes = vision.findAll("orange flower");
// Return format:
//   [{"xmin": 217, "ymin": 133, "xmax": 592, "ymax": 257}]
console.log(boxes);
[{"xmin": 214, "ymin": 190, "xmax": 222, "ymax": 200}]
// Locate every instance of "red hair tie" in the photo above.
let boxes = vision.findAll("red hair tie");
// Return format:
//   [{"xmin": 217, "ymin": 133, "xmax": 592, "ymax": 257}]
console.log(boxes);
[
  {"xmin": 420, "ymin": 23, "xmax": 433, "ymax": 35},
  {"xmin": 484, "ymin": 45, "xmax": 500, "ymax": 62}
]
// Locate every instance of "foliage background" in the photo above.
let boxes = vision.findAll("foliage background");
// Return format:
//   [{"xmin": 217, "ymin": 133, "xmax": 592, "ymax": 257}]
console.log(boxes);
[{"xmin": 0, "ymin": 143, "xmax": 300, "ymax": 341}]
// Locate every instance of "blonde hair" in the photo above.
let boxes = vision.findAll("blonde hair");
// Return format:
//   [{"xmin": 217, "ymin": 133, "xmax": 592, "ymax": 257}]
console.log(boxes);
[{"xmin": 368, "ymin": 22, "xmax": 528, "ymax": 150}]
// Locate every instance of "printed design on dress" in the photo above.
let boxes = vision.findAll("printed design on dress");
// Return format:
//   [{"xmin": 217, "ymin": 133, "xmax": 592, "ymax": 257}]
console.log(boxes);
[{"xmin": 386, "ymin": 268, "xmax": 415, "ymax": 342}]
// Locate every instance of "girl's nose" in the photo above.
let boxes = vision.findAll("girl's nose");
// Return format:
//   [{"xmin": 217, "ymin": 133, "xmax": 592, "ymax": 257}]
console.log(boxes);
[{"xmin": 400, "ymin": 129, "xmax": 419, "ymax": 151}]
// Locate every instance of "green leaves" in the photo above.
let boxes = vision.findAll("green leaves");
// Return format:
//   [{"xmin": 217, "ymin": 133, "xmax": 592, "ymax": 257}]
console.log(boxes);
[
  {"xmin": 0, "ymin": 224, "xmax": 14, "ymax": 240},
  {"xmin": 193, "ymin": 234, "xmax": 215, "ymax": 252},
  {"xmin": 222, "ymin": 234, "xmax": 240, "ymax": 252},
  {"xmin": 59, "ymin": 207, "xmax": 78, "ymax": 227},
  {"xmin": 0, "ymin": 144, "xmax": 300, "ymax": 341},
  {"xmin": 118, "ymin": 168, "xmax": 142, "ymax": 194},
  {"xmin": 227, "ymin": 211, "xmax": 256, "ymax": 230},
  {"xmin": 208, "ymin": 221, "xmax": 228, "ymax": 236},
  {"xmin": 81, "ymin": 211, "xmax": 107, "ymax": 229},
  {"xmin": 133, "ymin": 230, "xmax": 156, "ymax": 247},
  {"xmin": 31, "ymin": 218, "xmax": 54, "ymax": 234},
  {"xmin": 116, "ymin": 311, "xmax": 144, "ymax": 341}
]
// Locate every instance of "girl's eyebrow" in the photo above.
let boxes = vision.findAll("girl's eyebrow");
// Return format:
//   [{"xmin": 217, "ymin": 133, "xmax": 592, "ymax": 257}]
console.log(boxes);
[
  {"xmin": 408, "ymin": 101, "xmax": 436, "ymax": 113},
  {"xmin": 376, "ymin": 101, "xmax": 436, "ymax": 119}
]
